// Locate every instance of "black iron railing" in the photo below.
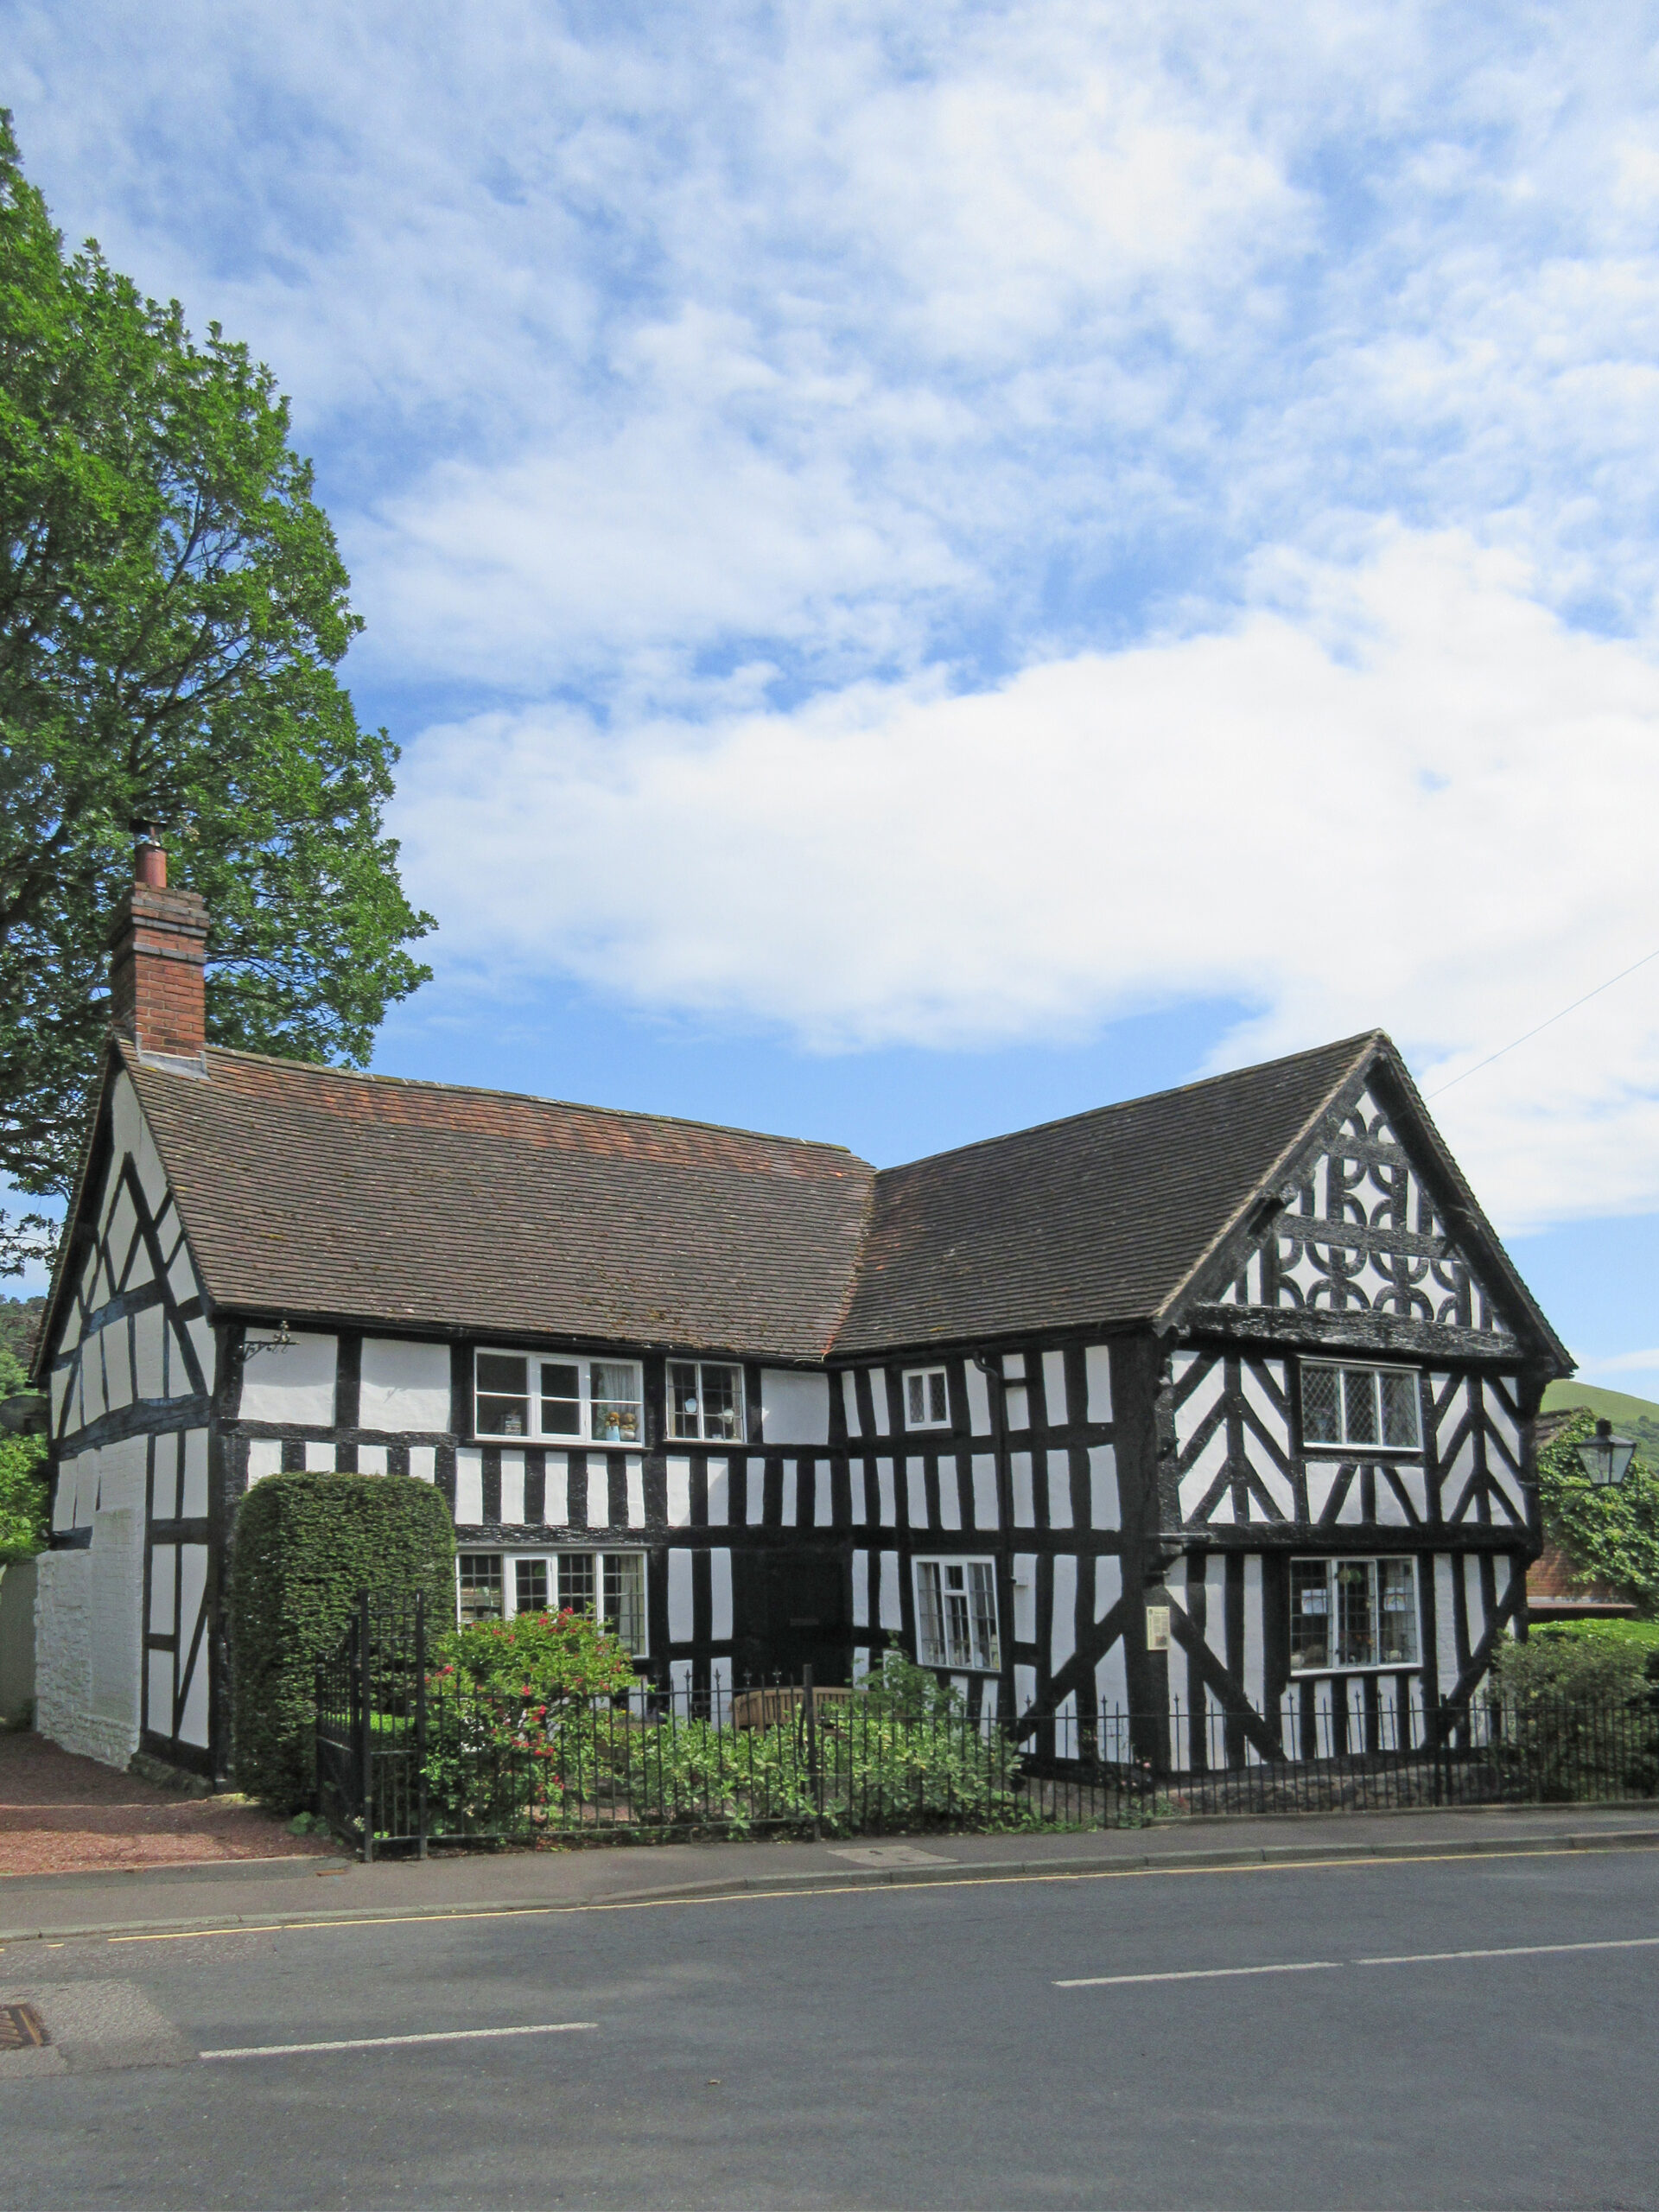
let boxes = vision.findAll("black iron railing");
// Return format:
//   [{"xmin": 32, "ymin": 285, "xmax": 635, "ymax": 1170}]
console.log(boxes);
[{"xmin": 314, "ymin": 1599, "xmax": 1659, "ymax": 1857}]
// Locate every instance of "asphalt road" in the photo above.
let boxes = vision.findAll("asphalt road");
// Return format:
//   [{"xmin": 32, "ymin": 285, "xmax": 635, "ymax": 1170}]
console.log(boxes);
[{"xmin": 3, "ymin": 1845, "xmax": 1658, "ymax": 2209}]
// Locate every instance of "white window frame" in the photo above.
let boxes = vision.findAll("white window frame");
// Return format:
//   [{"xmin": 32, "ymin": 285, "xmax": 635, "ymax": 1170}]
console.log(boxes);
[
  {"xmin": 1299, "ymin": 1360, "xmax": 1421, "ymax": 1452},
  {"xmin": 667, "ymin": 1358, "xmax": 747, "ymax": 1443},
  {"xmin": 1289, "ymin": 1555, "xmax": 1420, "ymax": 1675},
  {"xmin": 912, "ymin": 1554, "xmax": 1001, "ymax": 1673},
  {"xmin": 473, "ymin": 1348, "xmax": 645, "ymax": 1446},
  {"xmin": 902, "ymin": 1365, "xmax": 951, "ymax": 1430},
  {"xmin": 456, "ymin": 1547, "xmax": 649, "ymax": 1656}
]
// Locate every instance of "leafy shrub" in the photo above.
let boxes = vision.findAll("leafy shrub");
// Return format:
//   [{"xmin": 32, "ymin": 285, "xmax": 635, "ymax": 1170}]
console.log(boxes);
[
  {"xmin": 423, "ymin": 1609, "xmax": 636, "ymax": 1834},
  {"xmin": 231, "ymin": 1472, "xmax": 454, "ymax": 1809},
  {"xmin": 1532, "ymin": 1618, "xmax": 1659, "ymax": 1681},
  {"xmin": 1489, "ymin": 1624, "xmax": 1659, "ymax": 1800},
  {"xmin": 0, "ymin": 1433, "xmax": 47, "ymax": 1561},
  {"xmin": 420, "ymin": 1642, "xmax": 1040, "ymax": 1843}
]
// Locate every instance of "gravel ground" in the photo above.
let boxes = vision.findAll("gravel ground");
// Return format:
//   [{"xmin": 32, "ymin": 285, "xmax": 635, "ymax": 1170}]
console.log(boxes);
[{"xmin": 0, "ymin": 1731, "xmax": 337, "ymax": 1876}]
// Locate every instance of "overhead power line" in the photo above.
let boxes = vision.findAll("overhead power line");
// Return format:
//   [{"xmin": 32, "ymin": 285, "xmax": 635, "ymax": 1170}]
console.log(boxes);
[{"xmin": 1426, "ymin": 943, "xmax": 1659, "ymax": 1101}]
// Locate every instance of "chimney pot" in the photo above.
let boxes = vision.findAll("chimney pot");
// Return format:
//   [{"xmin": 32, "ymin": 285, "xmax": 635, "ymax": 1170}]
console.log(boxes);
[{"xmin": 136, "ymin": 839, "xmax": 168, "ymax": 890}]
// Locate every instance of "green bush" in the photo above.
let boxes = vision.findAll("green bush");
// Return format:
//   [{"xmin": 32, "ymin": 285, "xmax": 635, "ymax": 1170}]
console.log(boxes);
[
  {"xmin": 0, "ymin": 1433, "xmax": 47, "ymax": 1561},
  {"xmin": 423, "ymin": 1610, "xmax": 639, "ymax": 1834},
  {"xmin": 1489, "ymin": 1625, "xmax": 1659, "ymax": 1801},
  {"xmin": 1532, "ymin": 1618, "xmax": 1659, "ymax": 1680},
  {"xmin": 231, "ymin": 1472, "xmax": 454, "ymax": 1809}
]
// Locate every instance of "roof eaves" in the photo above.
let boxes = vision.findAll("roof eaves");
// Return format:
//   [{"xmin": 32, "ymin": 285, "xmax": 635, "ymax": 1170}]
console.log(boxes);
[{"xmin": 1152, "ymin": 1032, "xmax": 1384, "ymax": 1336}]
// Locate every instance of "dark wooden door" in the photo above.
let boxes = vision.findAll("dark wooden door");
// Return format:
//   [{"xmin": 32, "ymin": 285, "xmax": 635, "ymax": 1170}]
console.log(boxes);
[{"xmin": 732, "ymin": 1548, "xmax": 849, "ymax": 1686}]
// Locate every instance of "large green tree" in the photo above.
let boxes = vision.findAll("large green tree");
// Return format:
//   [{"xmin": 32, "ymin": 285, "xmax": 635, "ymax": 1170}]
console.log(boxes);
[{"xmin": 0, "ymin": 115, "xmax": 433, "ymax": 1268}]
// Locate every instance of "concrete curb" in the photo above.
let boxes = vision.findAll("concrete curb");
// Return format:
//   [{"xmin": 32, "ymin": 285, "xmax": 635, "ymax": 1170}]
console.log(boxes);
[{"xmin": 3, "ymin": 1824, "xmax": 1656, "ymax": 1946}]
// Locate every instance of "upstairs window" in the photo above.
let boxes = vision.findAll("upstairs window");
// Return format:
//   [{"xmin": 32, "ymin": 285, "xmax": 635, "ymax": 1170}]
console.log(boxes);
[
  {"xmin": 904, "ymin": 1366, "xmax": 950, "ymax": 1429},
  {"xmin": 474, "ymin": 1351, "xmax": 643, "ymax": 1445},
  {"xmin": 914, "ymin": 1556, "xmax": 1000, "ymax": 1671},
  {"xmin": 669, "ymin": 1360, "xmax": 745, "ymax": 1442},
  {"xmin": 1300, "ymin": 1362, "xmax": 1420, "ymax": 1451},
  {"xmin": 1290, "ymin": 1556, "xmax": 1419, "ymax": 1672}
]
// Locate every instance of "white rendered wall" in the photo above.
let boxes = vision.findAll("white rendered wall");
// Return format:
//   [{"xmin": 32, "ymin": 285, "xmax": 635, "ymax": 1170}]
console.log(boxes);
[
  {"xmin": 238, "ymin": 1331, "xmax": 337, "ymax": 1425},
  {"xmin": 360, "ymin": 1338, "xmax": 451, "ymax": 1432},
  {"xmin": 759, "ymin": 1369, "xmax": 830, "ymax": 1446}
]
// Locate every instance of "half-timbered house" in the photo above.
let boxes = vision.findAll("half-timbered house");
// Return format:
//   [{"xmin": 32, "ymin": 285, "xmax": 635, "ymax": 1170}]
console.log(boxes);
[{"xmin": 32, "ymin": 848, "xmax": 1571, "ymax": 1779}]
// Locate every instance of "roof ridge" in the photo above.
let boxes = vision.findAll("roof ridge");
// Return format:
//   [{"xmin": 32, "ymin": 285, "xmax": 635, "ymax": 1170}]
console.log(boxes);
[
  {"xmin": 193, "ymin": 1043, "xmax": 862, "ymax": 1160},
  {"xmin": 878, "ymin": 1029, "xmax": 1388, "ymax": 1178}
]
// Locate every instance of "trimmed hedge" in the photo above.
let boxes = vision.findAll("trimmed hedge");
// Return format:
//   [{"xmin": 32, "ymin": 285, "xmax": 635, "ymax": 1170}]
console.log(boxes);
[{"xmin": 231, "ymin": 1472, "xmax": 455, "ymax": 1808}]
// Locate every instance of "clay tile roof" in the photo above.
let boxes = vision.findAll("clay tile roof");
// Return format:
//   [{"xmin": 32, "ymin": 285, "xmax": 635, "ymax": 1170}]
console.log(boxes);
[
  {"xmin": 830, "ymin": 1033, "xmax": 1385, "ymax": 1354},
  {"xmin": 122, "ymin": 1044, "xmax": 874, "ymax": 1360}
]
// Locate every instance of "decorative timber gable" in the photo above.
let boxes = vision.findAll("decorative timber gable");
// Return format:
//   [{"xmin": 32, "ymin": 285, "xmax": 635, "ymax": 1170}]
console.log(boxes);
[{"xmin": 1208, "ymin": 1084, "xmax": 1512, "ymax": 1337}]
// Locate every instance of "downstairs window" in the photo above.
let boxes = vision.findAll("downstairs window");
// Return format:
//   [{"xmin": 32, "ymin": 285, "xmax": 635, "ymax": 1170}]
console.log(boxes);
[{"xmin": 1290, "ymin": 1556, "xmax": 1419, "ymax": 1672}]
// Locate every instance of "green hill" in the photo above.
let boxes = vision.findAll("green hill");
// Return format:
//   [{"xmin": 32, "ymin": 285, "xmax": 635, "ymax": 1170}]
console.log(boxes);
[{"xmin": 1541, "ymin": 1379, "xmax": 1659, "ymax": 1465}]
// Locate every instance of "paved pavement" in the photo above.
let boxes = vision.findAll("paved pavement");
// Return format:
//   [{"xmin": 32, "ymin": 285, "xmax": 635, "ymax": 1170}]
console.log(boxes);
[
  {"xmin": 1, "ymin": 1799, "xmax": 1656, "ymax": 1942},
  {"xmin": 2, "ymin": 1830, "xmax": 1656, "ymax": 2206}
]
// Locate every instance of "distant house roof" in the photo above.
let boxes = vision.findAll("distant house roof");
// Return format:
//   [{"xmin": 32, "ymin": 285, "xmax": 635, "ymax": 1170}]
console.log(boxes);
[
  {"xmin": 71, "ymin": 1027, "xmax": 1564, "ymax": 1369},
  {"xmin": 122, "ymin": 1044, "xmax": 874, "ymax": 1361},
  {"xmin": 834, "ymin": 1033, "xmax": 1381, "ymax": 1353}
]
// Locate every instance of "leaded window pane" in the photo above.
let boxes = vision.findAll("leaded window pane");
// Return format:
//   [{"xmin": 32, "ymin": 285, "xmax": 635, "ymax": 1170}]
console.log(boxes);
[
  {"xmin": 1290, "ymin": 1559, "xmax": 1330, "ymax": 1672},
  {"xmin": 1334, "ymin": 1560, "xmax": 1376, "ymax": 1666},
  {"xmin": 928, "ymin": 1371, "xmax": 949, "ymax": 1424},
  {"xmin": 1377, "ymin": 1560, "xmax": 1418, "ymax": 1664},
  {"xmin": 1301, "ymin": 1366, "xmax": 1340, "ymax": 1444},
  {"xmin": 1379, "ymin": 1370, "xmax": 1420, "ymax": 1448},
  {"xmin": 515, "ymin": 1557, "xmax": 548, "ymax": 1613},
  {"xmin": 1342, "ymin": 1369, "xmax": 1379, "ymax": 1446}
]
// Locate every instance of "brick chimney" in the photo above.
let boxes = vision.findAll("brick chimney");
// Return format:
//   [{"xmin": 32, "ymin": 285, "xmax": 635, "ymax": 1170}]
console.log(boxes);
[{"xmin": 107, "ymin": 836, "xmax": 208, "ymax": 1064}]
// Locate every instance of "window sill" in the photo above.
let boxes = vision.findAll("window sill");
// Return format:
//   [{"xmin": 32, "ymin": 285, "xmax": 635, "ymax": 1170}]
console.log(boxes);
[
  {"xmin": 1289, "ymin": 1662, "xmax": 1422, "ymax": 1677},
  {"xmin": 1300, "ymin": 1446, "xmax": 1424, "ymax": 1460}
]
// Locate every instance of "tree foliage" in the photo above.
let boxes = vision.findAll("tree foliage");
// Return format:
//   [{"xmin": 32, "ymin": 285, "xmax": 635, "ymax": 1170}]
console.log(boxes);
[
  {"xmin": 0, "ymin": 113, "xmax": 433, "ymax": 1224},
  {"xmin": 1535, "ymin": 1410, "xmax": 1659, "ymax": 1618}
]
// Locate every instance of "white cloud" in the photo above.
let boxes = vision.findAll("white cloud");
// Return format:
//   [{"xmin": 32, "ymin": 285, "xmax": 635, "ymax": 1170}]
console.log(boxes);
[
  {"xmin": 9, "ymin": 3, "xmax": 1659, "ymax": 1243},
  {"xmin": 14, "ymin": 0, "xmax": 1659, "ymax": 690},
  {"xmin": 395, "ymin": 528, "xmax": 1659, "ymax": 1233}
]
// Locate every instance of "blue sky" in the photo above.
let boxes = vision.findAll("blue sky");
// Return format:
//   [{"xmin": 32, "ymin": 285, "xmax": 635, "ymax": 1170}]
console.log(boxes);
[{"xmin": 5, "ymin": 2, "xmax": 1658, "ymax": 1388}]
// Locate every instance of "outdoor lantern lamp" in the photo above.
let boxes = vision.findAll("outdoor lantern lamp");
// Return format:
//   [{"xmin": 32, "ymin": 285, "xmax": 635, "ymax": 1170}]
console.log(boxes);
[{"xmin": 1576, "ymin": 1417, "xmax": 1637, "ymax": 1487}]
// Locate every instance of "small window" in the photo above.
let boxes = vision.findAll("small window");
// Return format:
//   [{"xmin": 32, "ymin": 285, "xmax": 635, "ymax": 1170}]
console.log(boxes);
[
  {"xmin": 458, "ymin": 1553, "xmax": 504, "ymax": 1624},
  {"xmin": 669, "ymin": 1360, "xmax": 745, "ymax": 1443},
  {"xmin": 1290, "ymin": 1557, "xmax": 1419, "ymax": 1672},
  {"xmin": 474, "ymin": 1351, "xmax": 643, "ymax": 1444},
  {"xmin": 904, "ymin": 1367, "xmax": 950, "ymax": 1429},
  {"xmin": 913, "ymin": 1556, "xmax": 1000, "ymax": 1671},
  {"xmin": 1300, "ymin": 1362, "xmax": 1421, "ymax": 1450}
]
